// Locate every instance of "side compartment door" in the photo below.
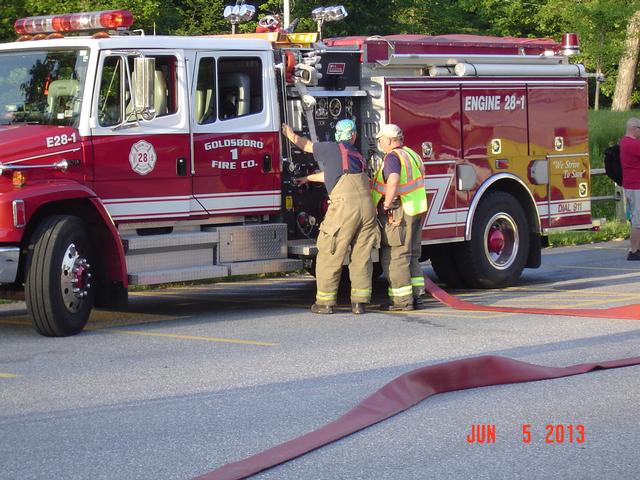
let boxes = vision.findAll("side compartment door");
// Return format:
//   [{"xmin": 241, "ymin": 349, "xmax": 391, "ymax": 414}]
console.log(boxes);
[
  {"xmin": 90, "ymin": 50, "xmax": 193, "ymax": 222},
  {"xmin": 386, "ymin": 82, "xmax": 462, "ymax": 240},
  {"xmin": 191, "ymin": 51, "xmax": 280, "ymax": 217},
  {"xmin": 527, "ymin": 82, "xmax": 590, "ymax": 230}
]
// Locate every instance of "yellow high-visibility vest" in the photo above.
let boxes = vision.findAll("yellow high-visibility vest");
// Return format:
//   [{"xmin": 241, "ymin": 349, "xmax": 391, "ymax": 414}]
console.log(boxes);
[{"xmin": 372, "ymin": 147, "xmax": 427, "ymax": 216}]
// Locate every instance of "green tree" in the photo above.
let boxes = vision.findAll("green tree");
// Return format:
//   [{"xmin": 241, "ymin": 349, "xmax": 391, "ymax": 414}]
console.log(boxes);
[
  {"xmin": 173, "ymin": 0, "xmax": 229, "ymax": 35},
  {"xmin": 612, "ymin": 9, "xmax": 640, "ymax": 110},
  {"xmin": 284, "ymin": 0, "xmax": 401, "ymax": 37},
  {"xmin": 0, "ymin": 0, "xmax": 27, "ymax": 42}
]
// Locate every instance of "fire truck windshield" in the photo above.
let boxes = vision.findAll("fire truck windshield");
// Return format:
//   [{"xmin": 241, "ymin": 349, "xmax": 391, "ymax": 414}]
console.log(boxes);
[{"xmin": 0, "ymin": 49, "xmax": 89, "ymax": 128}]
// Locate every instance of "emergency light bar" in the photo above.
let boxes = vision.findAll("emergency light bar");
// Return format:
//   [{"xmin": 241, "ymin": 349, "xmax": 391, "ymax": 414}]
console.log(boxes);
[{"xmin": 14, "ymin": 10, "xmax": 134, "ymax": 35}]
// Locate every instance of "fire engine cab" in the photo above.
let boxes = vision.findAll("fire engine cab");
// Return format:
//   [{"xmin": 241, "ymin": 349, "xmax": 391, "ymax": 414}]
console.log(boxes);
[{"xmin": 0, "ymin": 9, "xmax": 591, "ymax": 336}]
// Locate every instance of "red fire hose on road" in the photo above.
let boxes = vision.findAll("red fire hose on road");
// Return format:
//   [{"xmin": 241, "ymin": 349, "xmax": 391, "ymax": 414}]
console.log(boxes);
[
  {"xmin": 194, "ymin": 277, "xmax": 640, "ymax": 479},
  {"xmin": 194, "ymin": 354, "xmax": 640, "ymax": 480}
]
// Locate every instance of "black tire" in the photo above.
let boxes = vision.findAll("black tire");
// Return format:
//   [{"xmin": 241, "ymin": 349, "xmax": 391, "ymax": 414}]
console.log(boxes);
[
  {"xmin": 25, "ymin": 216, "xmax": 95, "ymax": 337},
  {"xmin": 429, "ymin": 243, "xmax": 468, "ymax": 289},
  {"xmin": 456, "ymin": 191, "xmax": 529, "ymax": 288}
]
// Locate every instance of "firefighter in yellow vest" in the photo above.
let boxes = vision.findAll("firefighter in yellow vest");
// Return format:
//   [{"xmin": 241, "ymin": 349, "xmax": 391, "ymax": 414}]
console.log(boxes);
[
  {"xmin": 372, "ymin": 124, "xmax": 428, "ymax": 310},
  {"xmin": 282, "ymin": 119, "xmax": 378, "ymax": 315}
]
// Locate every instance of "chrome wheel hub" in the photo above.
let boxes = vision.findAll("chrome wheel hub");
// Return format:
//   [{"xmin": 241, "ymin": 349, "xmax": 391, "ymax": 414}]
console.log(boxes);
[
  {"xmin": 483, "ymin": 213, "xmax": 519, "ymax": 270},
  {"xmin": 60, "ymin": 243, "xmax": 91, "ymax": 313}
]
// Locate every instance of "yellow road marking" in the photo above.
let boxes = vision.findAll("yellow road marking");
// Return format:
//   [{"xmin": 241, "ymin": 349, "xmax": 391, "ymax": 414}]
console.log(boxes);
[
  {"xmin": 403, "ymin": 310, "xmax": 514, "ymax": 319},
  {"xmin": 504, "ymin": 286, "xmax": 640, "ymax": 298},
  {"xmin": 0, "ymin": 372, "xmax": 19, "ymax": 378},
  {"xmin": 547, "ymin": 264, "xmax": 640, "ymax": 272},
  {"xmin": 105, "ymin": 329, "xmax": 278, "ymax": 346},
  {"xmin": 367, "ymin": 307, "xmax": 514, "ymax": 319},
  {"xmin": 0, "ymin": 319, "xmax": 29, "ymax": 327},
  {"xmin": 492, "ymin": 297, "xmax": 636, "ymax": 309}
]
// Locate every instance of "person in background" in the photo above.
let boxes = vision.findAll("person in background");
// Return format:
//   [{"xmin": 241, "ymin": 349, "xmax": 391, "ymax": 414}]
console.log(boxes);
[
  {"xmin": 372, "ymin": 124, "xmax": 428, "ymax": 310},
  {"xmin": 282, "ymin": 119, "xmax": 378, "ymax": 314},
  {"xmin": 620, "ymin": 117, "xmax": 640, "ymax": 261}
]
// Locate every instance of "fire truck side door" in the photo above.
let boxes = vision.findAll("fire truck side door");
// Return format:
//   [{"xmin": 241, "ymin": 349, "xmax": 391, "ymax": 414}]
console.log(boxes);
[
  {"xmin": 386, "ymin": 84, "xmax": 462, "ymax": 240},
  {"xmin": 89, "ymin": 50, "xmax": 193, "ymax": 222},
  {"xmin": 191, "ymin": 51, "xmax": 280, "ymax": 217}
]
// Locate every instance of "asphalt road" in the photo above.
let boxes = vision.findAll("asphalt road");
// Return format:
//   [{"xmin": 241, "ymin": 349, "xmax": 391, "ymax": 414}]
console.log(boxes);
[{"xmin": 1, "ymin": 240, "xmax": 639, "ymax": 480}]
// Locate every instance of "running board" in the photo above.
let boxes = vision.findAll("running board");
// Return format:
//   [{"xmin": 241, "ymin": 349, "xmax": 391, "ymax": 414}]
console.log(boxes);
[
  {"xmin": 129, "ymin": 259, "xmax": 302, "ymax": 285},
  {"xmin": 129, "ymin": 265, "xmax": 229, "ymax": 285},
  {"xmin": 122, "ymin": 224, "xmax": 297, "ymax": 285}
]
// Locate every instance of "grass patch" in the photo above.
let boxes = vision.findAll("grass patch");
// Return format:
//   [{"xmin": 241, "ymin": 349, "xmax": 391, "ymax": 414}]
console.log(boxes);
[{"xmin": 548, "ymin": 220, "xmax": 629, "ymax": 247}]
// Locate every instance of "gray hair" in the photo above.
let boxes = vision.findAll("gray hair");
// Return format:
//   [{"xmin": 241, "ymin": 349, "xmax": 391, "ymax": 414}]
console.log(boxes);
[{"xmin": 626, "ymin": 117, "xmax": 640, "ymax": 129}]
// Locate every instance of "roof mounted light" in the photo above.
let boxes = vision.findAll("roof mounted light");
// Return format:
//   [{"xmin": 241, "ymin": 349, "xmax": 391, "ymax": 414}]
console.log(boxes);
[
  {"xmin": 223, "ymin": 1, "xmax": 256, "ymax": 34},
  {"xmin": 14, "ymin": 9, "xmax": 134, "ymax": 35},
  {"xmin": 560, "ymin": 33, "xmax": 580, "ymax": 56},
  {"xmin": 311, "ymin": 5, "xmax": 347, "ymax": 39}
]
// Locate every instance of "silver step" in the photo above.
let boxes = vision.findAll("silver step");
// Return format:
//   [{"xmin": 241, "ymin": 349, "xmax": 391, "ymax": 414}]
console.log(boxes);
[
  {"xmin": 217, "ymin": 224, "xmax": 287, "ymax": 262},
  {"xmin": 129, "ymin": 265, "xmax": 229, "ymax": 285},
  {"xmin": 122, "ymin": 231, "xmax": 219, "ymax": 252},
  {"xmin": 221, "ymin": 259, "xmax": 303, "ymax": 276},
  {"xmin": 288, "ymin": 239, "xmax": 318, "ymax": 256},
  {"xmin": 123, "ymin": 223, "xmax": 295, "ymax": 285},
  {"xmin": 287, "ymin": 239, "xmax": 379, "ymax": 264}
]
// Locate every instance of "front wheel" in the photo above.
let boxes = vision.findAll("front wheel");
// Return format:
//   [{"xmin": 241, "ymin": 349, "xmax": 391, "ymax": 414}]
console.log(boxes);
[
  {"xmin": 456, "ymin": 191, "xmax": 529, "ymax": 288},
  {"xmin": 25, "ymin": 215, "xmax": 95, "ymax": 336}
]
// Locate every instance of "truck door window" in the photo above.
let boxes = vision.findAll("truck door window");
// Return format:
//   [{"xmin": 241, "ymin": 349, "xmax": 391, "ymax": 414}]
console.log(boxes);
[
  {"xmin": 98, "ymin": 56, "xmax": 125, "ymax": 127},
  {"xmin": 218, "ymin": 57, "xmax": 263, "ymax": 120},
  {"xmin": 132, "ymin": 55, "xmax": 178, "ymax": 118},
  {"xmin": 195, "ymin": 57, "xmax": 216, "ymax": 124},
  {"xmin": 97, "ymin": 54, "xmax": 178, "ymax": 127}
]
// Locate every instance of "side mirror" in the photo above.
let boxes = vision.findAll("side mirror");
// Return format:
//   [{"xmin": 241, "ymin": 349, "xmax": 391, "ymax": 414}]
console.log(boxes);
[{"xmin": 133, "ymin": 57, "xmax": 156, "ymax": 121}]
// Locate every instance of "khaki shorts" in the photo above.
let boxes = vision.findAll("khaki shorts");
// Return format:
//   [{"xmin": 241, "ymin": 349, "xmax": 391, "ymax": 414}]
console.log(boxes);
[{"xmin": 626, "ymin": 188, "xmax": 640, "ymax": 228}]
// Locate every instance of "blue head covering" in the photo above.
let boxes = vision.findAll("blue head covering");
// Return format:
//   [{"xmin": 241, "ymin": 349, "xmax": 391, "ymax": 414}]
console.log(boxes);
[{"xmin": 335, "ymin": 119, "xmax": 356, "ymax": 142}]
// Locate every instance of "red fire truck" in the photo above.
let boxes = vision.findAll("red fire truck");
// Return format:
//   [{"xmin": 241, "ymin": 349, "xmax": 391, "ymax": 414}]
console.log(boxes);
[{"xmin": 0, "ymin": 10, "xmax": 591, "ymax": 336}]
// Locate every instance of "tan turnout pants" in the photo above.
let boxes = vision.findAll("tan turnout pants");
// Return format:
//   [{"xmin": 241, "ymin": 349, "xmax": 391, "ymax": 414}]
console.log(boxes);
[
  {"xmin": 379, "ymin": 205, "xmax": 424, "ymax": 306},
  {"xmin": 315, "ymin": 173, "xmax": 378, "ymax": 306}
]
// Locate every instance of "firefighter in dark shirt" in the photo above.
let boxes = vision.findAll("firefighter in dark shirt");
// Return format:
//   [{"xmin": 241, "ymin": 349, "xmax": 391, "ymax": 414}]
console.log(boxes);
[
  {"xmin": 282, "ymin": 119, "xmax": 378, "ymax": 314},
  {"xmin": 372, "ymin": 124, "xmax": 428, "ymax": 310}
]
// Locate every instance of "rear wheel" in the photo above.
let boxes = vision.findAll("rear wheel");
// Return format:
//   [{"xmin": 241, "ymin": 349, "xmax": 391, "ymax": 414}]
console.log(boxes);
[
  {"xmin": 25, "ymin": 216, "xmax": 95, "ymax": 337},
  {"xmin": 456, "ymin": 191, "xmax": 529, "ymax": 288}
]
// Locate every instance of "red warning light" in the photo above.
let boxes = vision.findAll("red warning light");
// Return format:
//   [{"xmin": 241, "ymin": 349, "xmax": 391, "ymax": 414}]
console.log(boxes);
[
  {"xmin": 100, "ymin": 10, "xmax": 134, "ymax": 29},
  {"xmin": 14, "ymin": 10, "xmax": 134, "ymax": 35}
]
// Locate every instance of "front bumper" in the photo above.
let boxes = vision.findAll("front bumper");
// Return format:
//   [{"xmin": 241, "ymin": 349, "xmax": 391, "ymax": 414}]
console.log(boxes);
[{"xmin": 0, "ymin": 247, "xmax": 20, "ymax": 283}]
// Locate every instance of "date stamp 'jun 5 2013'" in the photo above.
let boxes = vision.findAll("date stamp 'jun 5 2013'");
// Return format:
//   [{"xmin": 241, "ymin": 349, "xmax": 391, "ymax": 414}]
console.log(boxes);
[{"xmin": 466, "ymin": 424, "xmax": 586, "ymax": 444}]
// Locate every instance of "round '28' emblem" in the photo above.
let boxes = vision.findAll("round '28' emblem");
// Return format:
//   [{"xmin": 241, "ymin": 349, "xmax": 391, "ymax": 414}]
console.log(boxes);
[{"xmin": 129, "ymin": 140, "xmax": 157, "ymax": 176}]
